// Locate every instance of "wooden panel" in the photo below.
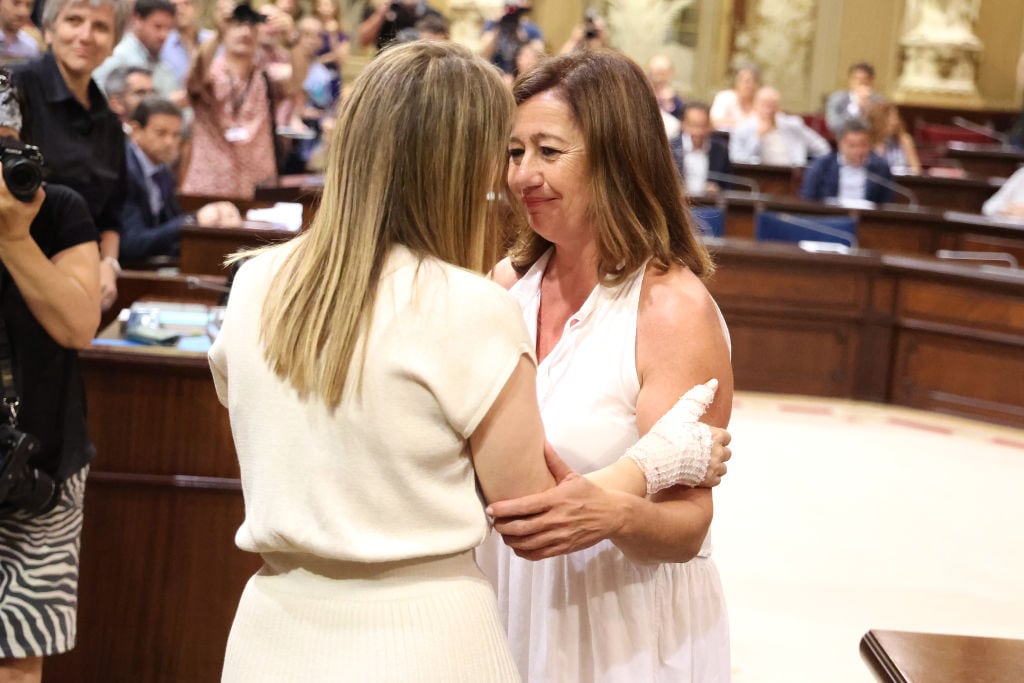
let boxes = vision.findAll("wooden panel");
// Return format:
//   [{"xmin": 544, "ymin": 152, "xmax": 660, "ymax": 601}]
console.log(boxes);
[
  {"xmin": 727, "ymin": 314, "xmax": 860, "ymax": 396},
  {"xmin": 891, "ymin": 330, "xmax": 1024, "ymax": 426},
  {"xmin": 41, "ymin": 345, "xmax": 258, "ymax": 682},
  {"xmin": 958, "ymin": 233, "xmax": 1024, "ymax": 266},
  {"xmin": 710, "ymin": 262, "xmax": 871, "ymax": 316},
  {"xmin": 943, "ymin": 142, "xmax": 1024, "ymax": 178},
  {"xmin": 896, "ymin": 280, "xmax": 1024, "ymax": 336},
  {"xmin": 179, "ymin": 224, "xmax": 297, "ymax": 276},
  {"xmin": 44, "ymin": 481, "xmax": 259, "ymax": 683}
]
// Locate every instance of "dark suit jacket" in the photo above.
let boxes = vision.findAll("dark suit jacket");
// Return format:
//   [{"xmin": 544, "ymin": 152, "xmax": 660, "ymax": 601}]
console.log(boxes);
[
  {"xmin": 120, "ymin": 141, "xmax": 186, "ymax": 264},
  {"xmin": 671, "ymin": 135, "xmax": 734, "ymax": 190},
  {"xmin": 799, "ymin": 152, "xmax": 893, "ymax": 204}
]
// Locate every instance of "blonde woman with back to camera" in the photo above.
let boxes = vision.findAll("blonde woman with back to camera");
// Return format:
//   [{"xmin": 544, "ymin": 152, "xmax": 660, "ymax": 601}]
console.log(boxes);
[{"xmin": 209, "ymin": 41, "xmax": 731, "ymax": 682}]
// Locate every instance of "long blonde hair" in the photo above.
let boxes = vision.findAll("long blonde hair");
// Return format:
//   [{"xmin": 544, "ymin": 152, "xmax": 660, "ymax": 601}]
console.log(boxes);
[{"xmin": 259, "ymin": 41, "xmax": 514, "ymax": 408}]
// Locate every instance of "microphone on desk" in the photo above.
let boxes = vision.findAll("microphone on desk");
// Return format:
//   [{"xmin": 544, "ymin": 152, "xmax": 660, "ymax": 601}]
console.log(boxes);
[
  {"xmin": 185, "ymin": 276, "xmax": 231, "ymax": 294},
  {"xmin": 951, "ymin": 116, "xmax": 1011, "ymax": 147},
  {"xmin": 705, "ymin": 170, "xmax": 762, "ymax": 197},
  {"xmin": 864, "ymin": 170, "xmax": 919, "ymax": 208}
]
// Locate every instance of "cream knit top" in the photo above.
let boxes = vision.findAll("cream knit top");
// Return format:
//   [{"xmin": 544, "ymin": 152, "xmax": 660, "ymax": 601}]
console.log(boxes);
[{"xmin": 209, "ymin": 243, "xmax": 534, "ymax": 563}]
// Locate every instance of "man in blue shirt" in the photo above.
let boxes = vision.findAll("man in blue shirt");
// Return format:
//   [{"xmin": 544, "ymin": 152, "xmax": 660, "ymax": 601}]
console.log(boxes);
[{"xmin": 800, "ymin": 119, "xmax": 893, "ymax": 205}]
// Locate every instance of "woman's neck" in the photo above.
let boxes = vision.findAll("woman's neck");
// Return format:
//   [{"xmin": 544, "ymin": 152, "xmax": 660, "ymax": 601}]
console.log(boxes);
[
  {"xmin": 55, "ymin": 61, "xmax": 92, "ymax": 108},
  {"xmin": 544, "ymin": 240, "xmax": 600, "ymax": 309}
]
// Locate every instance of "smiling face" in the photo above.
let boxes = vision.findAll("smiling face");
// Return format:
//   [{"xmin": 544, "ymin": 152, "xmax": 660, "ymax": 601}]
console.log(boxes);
[
  {"xmin": 47, "ymin": 1, "xmax": 117, "ymax": 81},
  {"xmin": 507, "ymin": 90, "xmax": 593, "ymax": 247}
]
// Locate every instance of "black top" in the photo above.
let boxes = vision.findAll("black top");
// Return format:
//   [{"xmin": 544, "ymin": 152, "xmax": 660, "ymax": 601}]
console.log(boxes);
[
  {"xmin": 362, "ymin": 1, "xmax": 443, "ymax": 51},
  {"xmin": 10, "ymin": 49, "xmax": 126, "ymax": 234},
  {"xmin": 1, "ymin": 184, "xmax": 98, "ymax": 479}
]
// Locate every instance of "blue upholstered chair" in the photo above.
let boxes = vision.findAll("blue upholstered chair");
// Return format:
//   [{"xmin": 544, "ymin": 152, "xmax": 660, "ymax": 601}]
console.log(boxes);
[
  {"xmin": 754, "ymin": 211, "xmax": 858, "ymax": 248},
  {"xmin": 691, "ymin": 206, "xmax": 725, "ymax": 238}
]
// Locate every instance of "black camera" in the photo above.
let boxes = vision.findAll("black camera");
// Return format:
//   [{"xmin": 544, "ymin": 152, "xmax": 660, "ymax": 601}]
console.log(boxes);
[
  {"xmin": 499, "ymin": 4, "xmax": 526, "ymax": 31},
  {"xmin": 0, "ymin": 422, "xmax": 60, "ymax": 515},
  {"xmin": 0, "ymin": 138, "xmax": 45, "ymax": 203},
  {"xmin": 584, "ymin": 9, "xmax": 599, "ymax": 40}
]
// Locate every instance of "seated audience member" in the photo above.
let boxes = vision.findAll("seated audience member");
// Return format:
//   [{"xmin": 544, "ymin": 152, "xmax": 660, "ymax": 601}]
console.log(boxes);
[
  {"xmin": 866, "ymin": 100, "xmax": 921, "ymax": 174},
  {"xmin": 104, "ymin": 65, "xmax": 155, "ymax": 129},
  {"xmin": 825, "ymin": 62, "xmax": 882, "ymax": 136},
  {"xmin": 122, "ymin": 97, "xmax": 239, "ymax": 264},
  {"xmin": 0, "ymin": 0, "xmax": 40, "ymax": 63},
  {"xmin": 800, "ymin": 119, "xmax": 894, "ymax": 204},
  {"xmin": 93, "ymin": 0, "xmax": 183, "ymax": 104},
  {"xmin": 480, "ymin": 0, "xmax": 543, "ymax": 75},
  {"xmin": 181, "ymin": 3, "xmax": 277, "ymax": 200},
  {"xmin": 648, "ymin": 54, "xmax": 685, "ymax": 120},
  {"xmin": 671, "ymin": 101, "xmax": 732, "ymax": 196},
  {"xmin": 358, "ymin": 0, "xmax": 442, "ymax": 52},
  {"xmin": 730, "ymin": 86, "xmax": 830, "ymax": 166},
  {"xmin": 710, "ymin": 63, "xmax": 760, "ymax": 130},
  {"xmin": 160, "ymin": 0, "xmax": 214, "ymax": 84},
  {"xmin": 981, "ymin": 165, "xmax": 1024, "ymax": 218}
]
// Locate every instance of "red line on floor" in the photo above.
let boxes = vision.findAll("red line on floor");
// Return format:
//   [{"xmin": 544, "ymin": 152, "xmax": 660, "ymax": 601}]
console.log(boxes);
[
  {"xmin": 887, "ymin": 417, "xmax": 953, "ymax": 435},
  {"xmin": 992, "ymin": 437, "xmax": 1024, "ymax": 450}
]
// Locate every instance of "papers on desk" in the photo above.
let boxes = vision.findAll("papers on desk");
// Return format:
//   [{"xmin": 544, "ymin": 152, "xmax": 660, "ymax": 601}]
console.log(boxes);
[
  {"xmin": 824, "ymin": 197, "xmax": 877, "ymax": 210},
  {"xmin": 245, "ymin": 202, "xmax": 304, "ymax": 232},
  {"xmin": 102, "ymin": 301, "xmax": 225, "ymax": 351},
  {"xmin": 797, "ymin": 240, "xmax": 853, "ymax": 255}
]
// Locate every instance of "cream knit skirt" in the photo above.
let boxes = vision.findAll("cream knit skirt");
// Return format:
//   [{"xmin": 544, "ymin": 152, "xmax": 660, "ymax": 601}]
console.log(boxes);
[{"xmin": 222, "ymin": 550, "xmax": 520, "ymax": 682}]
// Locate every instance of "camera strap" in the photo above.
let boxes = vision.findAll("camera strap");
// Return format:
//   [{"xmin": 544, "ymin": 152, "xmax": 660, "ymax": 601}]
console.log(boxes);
[
  {"xmin": 0, "ymin": 280, "xmax": 19, "ymax": 427},
  {"xmin": 0, "ymin": 331, "xmax": 18, "ymax": 428}
]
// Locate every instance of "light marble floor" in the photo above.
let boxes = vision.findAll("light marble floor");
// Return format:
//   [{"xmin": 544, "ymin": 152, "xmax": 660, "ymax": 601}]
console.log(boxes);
[{"xmin": 714, "ymin": 393, "xmax": 1024, "ymax": 682}]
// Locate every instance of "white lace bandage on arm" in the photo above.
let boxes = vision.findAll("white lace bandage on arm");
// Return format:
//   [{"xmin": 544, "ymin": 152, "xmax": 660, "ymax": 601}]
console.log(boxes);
[{"xmin": 621, "ymin": 379, "xmax": 718, "ymax": 495}]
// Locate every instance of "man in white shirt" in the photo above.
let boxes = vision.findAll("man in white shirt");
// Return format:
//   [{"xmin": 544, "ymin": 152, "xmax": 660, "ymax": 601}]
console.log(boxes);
[
  {"xmin": 92, "ymin": 0, "xmax": 184, "ymax": 105},
  {"xmin": 670, "ymin": 102, "xmax": 733, "ymax": 196},
  {"xmin": 825, "ymin": 62, "xmax": 882, "ymax": 136},
  {"xmin": 730, "ymin": 87, "xmax": 831, "ymax": 166},
  {"xmin": 981, "ymin": 166, "xmax": 1024, "ymax": 218},
  {"xmin": 0, "ymin": 0, "xmax": 39, "ymax": 63}
]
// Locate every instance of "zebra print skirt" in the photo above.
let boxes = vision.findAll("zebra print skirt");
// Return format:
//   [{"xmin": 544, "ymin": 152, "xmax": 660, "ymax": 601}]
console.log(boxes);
[{"xmin": 0, "ymin": 465, "xmax": 88, "ymax": 657}]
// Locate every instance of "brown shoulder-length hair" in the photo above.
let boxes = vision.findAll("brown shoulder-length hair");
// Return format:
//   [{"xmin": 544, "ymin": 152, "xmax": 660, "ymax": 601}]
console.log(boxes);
[{"xmin": 508, "ymin": 49, "xmax": 713, "ymax": 282}]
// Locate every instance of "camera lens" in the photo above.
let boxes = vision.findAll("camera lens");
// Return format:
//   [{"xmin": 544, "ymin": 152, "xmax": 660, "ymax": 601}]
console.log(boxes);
[{"xmin": 2, "ymin": 157, "xmax": 42, "ymax": 203}]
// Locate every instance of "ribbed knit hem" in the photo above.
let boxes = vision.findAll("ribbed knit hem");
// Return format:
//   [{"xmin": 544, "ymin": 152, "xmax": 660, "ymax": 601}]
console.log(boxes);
[{"xmin": 222, "ymin": 551, "xmax": 520, "ymax": 682}]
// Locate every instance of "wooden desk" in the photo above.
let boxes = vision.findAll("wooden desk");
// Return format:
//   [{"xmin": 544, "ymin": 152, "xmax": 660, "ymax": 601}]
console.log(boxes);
[
  {"xmin": 44, "ymin": 330, "xmax": 260, "ymax": 683},
  {"xmin": 861, "ymin": 629, "xmax": 1024, "ymax": 683},
  {"xmin": 729, "ymin": 163, "xmax": 1003, "ymax": 213},
  {"xmin": 708, "ymin": 238, "xmax": 1024, "ymax": 427},
  {"xmin": 692, "ymin": 193, "xmax": 1024, "ymax": 263},
  {"xmin": 944, "ymin": 142, "xmax": 1024, "ymax": 178},
  {"xmin": 180, "ymin": 221, "xmax": 297, "ymax": 275},
  {"xmin": 731, "ymin": 162, "xmax": 800, "ymax": 196}
]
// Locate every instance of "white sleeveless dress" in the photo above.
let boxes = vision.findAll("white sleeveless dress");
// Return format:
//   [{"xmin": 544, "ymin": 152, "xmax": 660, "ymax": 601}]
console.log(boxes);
[{"xmin": 477, "ymin": 250, "xmax": 731, "ymax": 682}]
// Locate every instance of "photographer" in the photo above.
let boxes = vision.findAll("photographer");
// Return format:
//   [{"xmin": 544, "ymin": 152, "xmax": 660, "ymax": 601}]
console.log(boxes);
[
  {"xmin": 0, "ymin": 75, "xmax": 100, "ymax": 682},
  {"xmin": 480, "ymin": 0, "xmax": 543, "ymax": 75},
  {"xmin": 358, "ymin": 0, "xmax": 442, "ymax": 52}
]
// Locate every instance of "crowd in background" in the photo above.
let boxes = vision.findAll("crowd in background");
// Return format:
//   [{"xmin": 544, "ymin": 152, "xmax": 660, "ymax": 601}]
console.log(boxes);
[{"xmin": 2, "ymin": 0, "xmax": 1023, "ymax": 267}]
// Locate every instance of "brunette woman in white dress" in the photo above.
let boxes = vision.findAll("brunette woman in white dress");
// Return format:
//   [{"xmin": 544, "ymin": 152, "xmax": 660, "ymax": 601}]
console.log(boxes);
[{"xmin": 480, "ymin": 49, "xmax": 735, "ymax": 682}]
